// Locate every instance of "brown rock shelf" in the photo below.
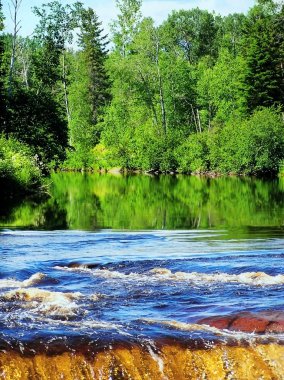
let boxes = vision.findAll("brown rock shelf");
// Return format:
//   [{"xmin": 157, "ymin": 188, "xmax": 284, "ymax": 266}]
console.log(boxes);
[{"xmin": 0, "ymin": 342, "xmax": 283, "ymax": 380}]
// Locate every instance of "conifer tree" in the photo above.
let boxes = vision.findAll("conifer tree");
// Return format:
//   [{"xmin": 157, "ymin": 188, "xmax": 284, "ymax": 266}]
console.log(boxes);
[
  {"xmin": 273, "ymin": 2, "xmax": 284, "ymax": 108},
  {"xmin": 242, "ymin": 0, "xmax": 283, "ymax": 110},
  {"xmin": 67, "ymin": 8, "xmax": 109, "ymax": 167},
  {"xmin": 78, "ymin": 8, "xmax": 109, "ymax": 130}
]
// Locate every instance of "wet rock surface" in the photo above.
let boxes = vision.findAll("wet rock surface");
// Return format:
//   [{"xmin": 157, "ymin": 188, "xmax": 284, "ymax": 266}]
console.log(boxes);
[
  {"xmin": 0, "ymin": 343, "xmax": 283, "ymax": 380},
  {"xmin": 198, "ymin": 311, "xmax": 284, "ymax": 334}
]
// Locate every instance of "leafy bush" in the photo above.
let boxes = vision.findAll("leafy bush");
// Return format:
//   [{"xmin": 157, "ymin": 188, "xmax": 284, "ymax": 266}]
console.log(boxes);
[
  {"xmin": 175, "ymin": 107, "xmax": 284, "ymax": 175},
  {"xmin": 5, "ymin": 89, "xmax": 68, "ymax": 165},
  {"xmin": 62, "ymin": 149, "xmax": 93, "ymax": 171},
  {"xmin": 175, "ymin": 132, "xmax": 210, "ymax": 173},
  {"xmin": 62, "ymin": 144, "xmax": 117, "ymax": 171},
  {"xmin": 0, "ymin": 136, "xmax": 42, "ymax": 194},
  {"xmin": 279, "ymin": 160, "xmax": 284, "ymax": 177},
  {"xmin": 210, "ymin": 108, "xmax": 284, "ymax": 174},
  {"xmin": 241, "ymin": 108, "xmax": 284, "ymax": 174}
]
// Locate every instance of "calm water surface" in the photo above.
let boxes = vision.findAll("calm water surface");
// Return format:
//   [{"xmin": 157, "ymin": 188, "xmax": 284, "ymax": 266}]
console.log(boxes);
[{"xmin": 0, "ymin": 173, "xmax": 283, "ymax": 352}]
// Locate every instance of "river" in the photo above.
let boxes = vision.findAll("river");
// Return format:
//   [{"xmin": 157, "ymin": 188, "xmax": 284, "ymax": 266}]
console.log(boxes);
[{"xmin": 0, "ymin": 173, "xmax": 283, "ymax": 379}]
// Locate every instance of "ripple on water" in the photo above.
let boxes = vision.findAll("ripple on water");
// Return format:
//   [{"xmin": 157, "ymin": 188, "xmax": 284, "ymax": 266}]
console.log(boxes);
[
  {"xmin": 54, "ymin": 265, "xmax": 284, "ymax": 286},
  {"xmin": 0, "ymin": 230, "xmax": 283, "ymax": 348}
]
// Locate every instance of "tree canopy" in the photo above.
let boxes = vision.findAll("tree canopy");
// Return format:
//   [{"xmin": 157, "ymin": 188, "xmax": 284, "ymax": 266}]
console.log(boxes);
[{"xmin": 0, "ymin": 0, "xmax": 283, "ymax": 185}]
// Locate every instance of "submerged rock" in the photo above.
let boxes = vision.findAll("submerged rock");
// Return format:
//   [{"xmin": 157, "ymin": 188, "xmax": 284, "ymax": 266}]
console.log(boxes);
[{"xmin": 199, "ymin": 311, "xmax": 284, "ymax": 333}]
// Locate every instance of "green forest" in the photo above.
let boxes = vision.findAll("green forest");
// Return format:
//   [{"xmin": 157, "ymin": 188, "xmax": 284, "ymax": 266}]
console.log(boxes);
[{"xmin": 0, "ymin": 0, "xmax": 284, "ymax": 194}]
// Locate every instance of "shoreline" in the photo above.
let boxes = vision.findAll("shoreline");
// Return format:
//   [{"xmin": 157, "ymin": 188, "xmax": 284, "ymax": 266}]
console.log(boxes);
[{"xmin": 58, "ymin": 167, "xmax": 281, "ymax": 179}]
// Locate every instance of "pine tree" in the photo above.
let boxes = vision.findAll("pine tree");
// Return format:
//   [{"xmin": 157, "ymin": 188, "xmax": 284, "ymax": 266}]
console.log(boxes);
[
  {"xmin": 78, "ymin": 8, "xmax": 109, "ymax": 130},
  {"xmin": 272, "ymin": 2, "xmax": 284, "ymax": 108},
  {"xmin": 242, "ymin": 0, "xmax": 283, "ymax": 110},
  {"xmin": 67, "ymin": 8, "xmax": 109, "ymax": 167}
]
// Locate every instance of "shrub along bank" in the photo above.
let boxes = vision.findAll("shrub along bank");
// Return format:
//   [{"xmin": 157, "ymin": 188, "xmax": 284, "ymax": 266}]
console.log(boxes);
[{"xmin": 0, "ymin": 136, "xmax": 43, "ymax": 196}]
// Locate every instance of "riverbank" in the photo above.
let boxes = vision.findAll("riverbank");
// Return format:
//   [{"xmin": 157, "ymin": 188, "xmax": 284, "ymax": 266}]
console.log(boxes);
[
  {"xmin": 58, "ymin": 166, "xmax": 282, "ymax": 179},
  {"xmin": 78, "ymin": 107, "xmax": 283, "ymax": 178}
]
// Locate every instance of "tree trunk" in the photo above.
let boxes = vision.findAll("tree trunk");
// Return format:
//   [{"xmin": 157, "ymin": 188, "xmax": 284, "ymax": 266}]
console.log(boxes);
[
  {"xmin": 62, "ymin": 52, "xmax": 71, "ymax": 123},
  {"xmin": 190, "ymin": 103, "xmax": 199, "ymax": 134},
  {"xmin": 196, "ymin": 108, "xmax": 202, "ymax": 133},
  {"xmin": 18, "ymin": 43, "xmax": 29, "ymax": 88},
  {"xmin": 8, "ymin": 0, "xmax": 22, "ymax": 97},
  {"xmin": 155, "ymin": 37, "xmax": 167, "ymax": 135},
  {"xmin": 137, "ymin": 67, "xmax": 158, "ymax": 126}
]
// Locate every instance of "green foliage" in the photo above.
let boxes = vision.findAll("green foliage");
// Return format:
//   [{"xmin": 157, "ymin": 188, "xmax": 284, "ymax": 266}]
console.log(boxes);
[
  {"xmin": 279, "ymin": 160, "xmax": 284, "ymax": 177},
  {"xmin": 0, "ymin": 135, "xmax": 42, "ymax": 194},
  {"xmin": 0, "ymin": 0, "xmax": 5, "ymax": 129},
  {"xmin": 210, "ymin": 108, "xmax": 284, "ymax": 174},
  {"xmin": 176, "ymin": 108, "xmax": 284, "ymax": 175},
  {"xmin": 0, "ymin": 0, "xmax": 283, "ymax": 178},
  {"xmin": 241, "ymin": 108, "xmax": 284, "ymax": 173},
  {"xmin": 162, "ymin": 9, "xmax": 219, "ymax": 63},
  {"xmin": 62, "ymin": 150, "xmax": 93, "ymax": 171},
  {"xmin": 101, "ymin": 15, "xmax": 196, "ymax": 171},
  {"xmin": 5, "ymin": 87, "xmax": 67, "ymax": 164},
  {"xmin": 196, "ymin": 50, "xmax": 247, "ymax": 128},
  {"xmin": 33, "ymin": 1, "xmax": 83, "ymax": 49},
  {"xmin": 112, "ymin": 0, "xmax": 142, "ymax": 56},
  {"xmin": 67, "ymin": 8, "xmax": 109, "ymax": 164},
  {"xmin": 215, "ymin": 13, "xmax": 246, "ymax": 57},
  {"xmin": 99, "ymin": 0, "xmax": 284, "ymax": 175},
  {"xmin": 78, "ymin": 8, "xmax": 109, "ymax": 123},
  {"xmin": 242, "ymin": 0, "xmax": 284, "ymax": 110},
  {"xmin": 175, "ymin": 132, "xmax": 210, "ymax": 173},
  {"xmin": 68, "ymin": 51, "xmax": 98, "ymax": 149}
]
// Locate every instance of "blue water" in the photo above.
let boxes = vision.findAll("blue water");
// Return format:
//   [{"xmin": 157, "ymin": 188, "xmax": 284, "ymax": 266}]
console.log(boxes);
[
  {"xmin": 0, "ymin": 174, "xmax": 284, "ymax": 352},
  {"xmin": 0, "ymin": 228, "xmax": 283, "ymax": 352}
]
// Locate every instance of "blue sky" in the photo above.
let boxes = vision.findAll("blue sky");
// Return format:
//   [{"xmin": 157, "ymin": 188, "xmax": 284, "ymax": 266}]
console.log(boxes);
[{"xmin": 3, "ymin": 0, "xmax": 255, "ymax": 36}]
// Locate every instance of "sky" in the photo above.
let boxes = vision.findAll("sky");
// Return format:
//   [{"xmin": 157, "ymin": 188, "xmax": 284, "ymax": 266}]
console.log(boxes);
[{"xmin": 3, "ymin": 0, "xmax": 255, "ymax": 37}]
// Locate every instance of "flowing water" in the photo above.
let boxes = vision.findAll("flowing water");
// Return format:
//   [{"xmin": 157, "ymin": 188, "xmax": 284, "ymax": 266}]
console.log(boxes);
[{"xmin": 0, "ymin": 173, "xmax": 284, "ymax": 379}]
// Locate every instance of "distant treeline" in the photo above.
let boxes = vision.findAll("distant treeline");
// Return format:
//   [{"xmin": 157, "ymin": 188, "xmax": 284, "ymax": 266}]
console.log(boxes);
[{"xmin": 0, "ymin": 0, "xmax": 284, "ymax": 190}]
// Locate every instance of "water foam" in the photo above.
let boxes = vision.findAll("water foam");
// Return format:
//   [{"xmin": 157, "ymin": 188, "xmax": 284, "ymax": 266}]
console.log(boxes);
[
  {"xmin": 146, "ymin": 341, "xmax": 168, "ymax": 380},
  {"xmin": 0, "ymin": 273, "xmax": 46, "ymax": 289},
  {"xmin": 149, "ymin": 268, "xmax": 284, "ymax": 286},
  {"xmin": 55, "ymin": 265, "xmax": 284, "ymax": 286},
  {"xmin": 143, "ymin": 319, "xmax": 284, "ymax": 342},
  {"xmin": 54, "ymin": 265, "xmax": 143, "ymax": 280},
  {"xmin": 2, "ymin": 288, "xmax": 83, "ymax": 316},
  {"xmin": 35, "ymin": 317, "xmax": 125, "ymax": 331}
]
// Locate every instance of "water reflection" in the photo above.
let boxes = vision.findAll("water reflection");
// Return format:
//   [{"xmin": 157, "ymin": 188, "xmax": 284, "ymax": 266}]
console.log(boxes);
[{"xmin": 0, "ymin": 173, "xmax": 284, "ymax": 231}]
